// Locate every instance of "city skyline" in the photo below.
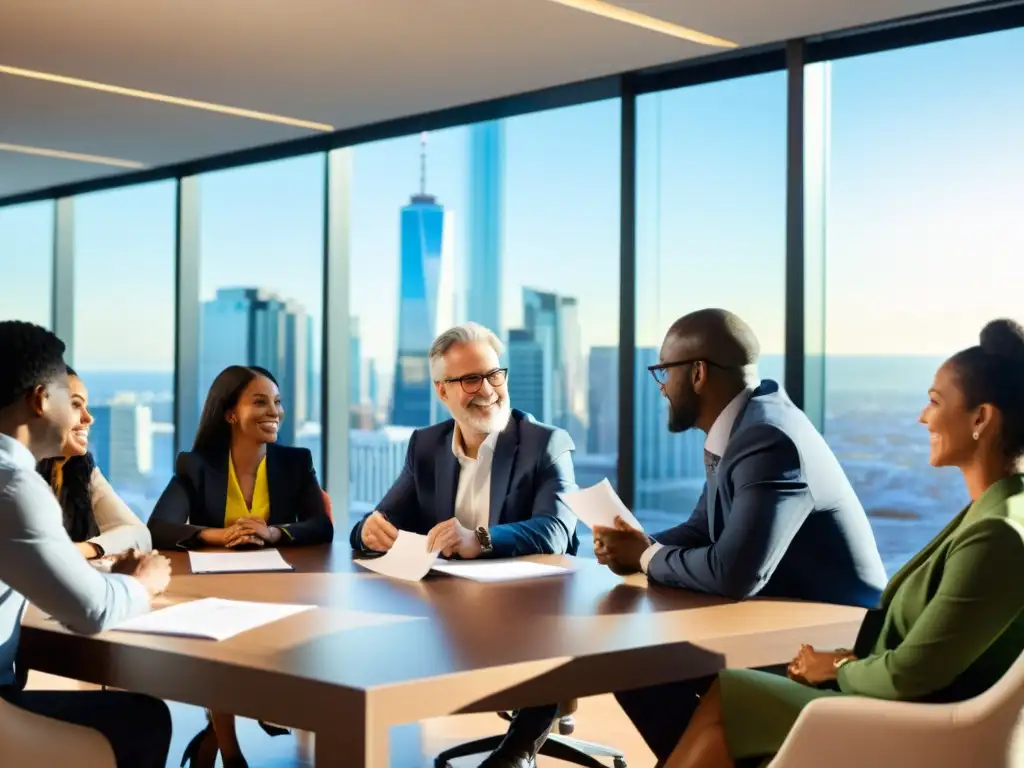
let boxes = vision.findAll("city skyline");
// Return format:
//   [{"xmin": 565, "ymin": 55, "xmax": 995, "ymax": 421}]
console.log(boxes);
[{"xmin": 3, "ymin": 26, "xmax": 1023, "ymax": 575}]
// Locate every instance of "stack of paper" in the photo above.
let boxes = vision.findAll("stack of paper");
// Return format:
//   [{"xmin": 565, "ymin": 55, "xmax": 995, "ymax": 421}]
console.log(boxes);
[
  {"xmin": 559, "ymin": 478, "xmax": 645, "ymax": 531},
  {"xmin": 188, "ymin": 549, "xmax": 294, "ymax": 574},
  {"xmin": 354, "ymin": 530, "xmax": 438, "ymax": 582},
  {"xmin": 113, "ymin": 598, "xmax": 314, "ymax": 641}
]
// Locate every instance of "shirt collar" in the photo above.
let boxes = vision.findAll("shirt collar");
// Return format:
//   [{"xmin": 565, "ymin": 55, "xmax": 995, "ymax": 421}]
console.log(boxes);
[
  {"xmin": 452, "ymin": 411, "xmax": 510, "ymax": 460},
  {"xmin": 0, "ymin": 432, "xmax": 38, "ymax": 472},
  {"xmin": 705, "ymin": 385, "xmax": 756, "ymax": 457}
]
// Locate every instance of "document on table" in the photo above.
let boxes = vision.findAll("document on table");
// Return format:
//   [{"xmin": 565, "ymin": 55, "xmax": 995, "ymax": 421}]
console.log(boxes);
[
  {"xmin": 112, "ymin": 598, "xmax": 314, "ymax": 641},
  {"xmin": 430, "ymin": 559, "xmax": 575, "ymax": 583},
  {"xmin": 354, "ymin": 530, "xmax": 438, "ymax": 582},
  {"xmin": 188, "ymin": 549, "xmax": 294, "ymax": 574},
  {"xmin": 559, "ymin": 478, "xmax": 645, "ymax": 532}
]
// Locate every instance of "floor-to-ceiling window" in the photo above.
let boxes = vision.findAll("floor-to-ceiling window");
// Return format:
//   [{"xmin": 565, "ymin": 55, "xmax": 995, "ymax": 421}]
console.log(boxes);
[
  {"xmin": 634, "ymin": 72, "xmax": 788, "ymax": 532},
  {"xmin": 196, "ymin": 156, "xmax": 325, "ymax": 475},
  {"xmin": 820, "ymin": 28, "xmax": 1024, "ymax": 574},
  {"xmin": 0, "ymin": 201, "xmax": 54, "ymax": 327},
  {"xmin": 347, "ymin": 100, "xmax": 621, "ymax": 545},
  {"xmin": 73, "ymin": 182, "xmax": 176, "ymax": 519}
]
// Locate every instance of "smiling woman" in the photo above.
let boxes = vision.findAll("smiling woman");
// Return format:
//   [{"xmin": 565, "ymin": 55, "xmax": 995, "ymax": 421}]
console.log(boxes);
[
  {"xmin": 146, "ymin": 363, "xmax": 334, "ymax": 768},
  {"xmin": 35, "ymin": 366, "xmax": 152, "ymax": 558}
]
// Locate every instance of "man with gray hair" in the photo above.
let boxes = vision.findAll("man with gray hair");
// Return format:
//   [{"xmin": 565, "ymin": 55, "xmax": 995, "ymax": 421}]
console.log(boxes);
[{"xmin": 350, "ymin": 321, "xmax": 579, "ymax": 767}]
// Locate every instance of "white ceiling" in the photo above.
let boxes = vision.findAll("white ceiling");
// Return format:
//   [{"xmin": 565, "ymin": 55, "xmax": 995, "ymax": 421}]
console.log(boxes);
[{"xmin": 0, "ymin": 0, "xmax": 975, "ymax": 199}]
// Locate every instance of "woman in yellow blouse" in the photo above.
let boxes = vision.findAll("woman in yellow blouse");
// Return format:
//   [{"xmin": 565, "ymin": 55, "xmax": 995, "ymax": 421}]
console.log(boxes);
[{"xmin": 149, "ymin": 365, "xmax": 332, "ymax": 768}]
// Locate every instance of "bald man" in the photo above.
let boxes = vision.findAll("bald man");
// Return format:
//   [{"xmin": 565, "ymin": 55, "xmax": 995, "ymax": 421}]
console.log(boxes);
[{"xmin": 595, "ymin": 309, "xmax": 886, "ymax": 761}]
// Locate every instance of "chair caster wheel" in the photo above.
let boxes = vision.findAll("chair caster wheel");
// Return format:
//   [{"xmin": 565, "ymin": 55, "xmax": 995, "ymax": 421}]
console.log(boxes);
[{"xmin": 613, "ymin": 759, "xmax": 627, "ymax": 768}]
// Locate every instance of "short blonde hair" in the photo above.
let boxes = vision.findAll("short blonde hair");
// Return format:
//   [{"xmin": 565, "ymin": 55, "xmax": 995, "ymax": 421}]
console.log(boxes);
[{"xmin": 429, "ymin": 323, "xmax": 504, "ymax": 381}]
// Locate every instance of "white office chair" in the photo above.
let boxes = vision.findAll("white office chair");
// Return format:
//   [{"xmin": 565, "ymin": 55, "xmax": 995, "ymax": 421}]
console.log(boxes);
[
  {"xmin": 0, "ymin": 696, "xmax": 115, "ymax": 768},
  {"xmin": 769, "ymin": 648, "xmax": 1024, "ymax": 768}
]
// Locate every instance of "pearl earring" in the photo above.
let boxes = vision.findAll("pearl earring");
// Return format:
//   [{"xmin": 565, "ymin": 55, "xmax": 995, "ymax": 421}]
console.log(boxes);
[{"xmin": 973, "ymin": 431, "xmax": 980, "ymax": 441}]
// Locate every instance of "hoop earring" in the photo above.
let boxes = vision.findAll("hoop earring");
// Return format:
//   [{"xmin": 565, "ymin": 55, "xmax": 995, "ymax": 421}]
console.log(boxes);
[{"xmin": 973, "ymin": 431, "xmax": 980, "ymax": 441}]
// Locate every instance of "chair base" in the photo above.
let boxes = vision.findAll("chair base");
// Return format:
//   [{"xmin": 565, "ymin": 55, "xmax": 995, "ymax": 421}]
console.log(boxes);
[{"xmin": 434, "ymin": 732, "xmax": 626, "ymax": 768}]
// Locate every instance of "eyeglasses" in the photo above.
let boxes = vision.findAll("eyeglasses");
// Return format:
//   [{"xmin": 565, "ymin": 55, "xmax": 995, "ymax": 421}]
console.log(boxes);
[
  {"xmin": 647, "ymin": 358, "xmax": 726, "ymax": 386},
  {"xmin": 443, "ymin": 367, "xmax": 508, "ymax": 394}
]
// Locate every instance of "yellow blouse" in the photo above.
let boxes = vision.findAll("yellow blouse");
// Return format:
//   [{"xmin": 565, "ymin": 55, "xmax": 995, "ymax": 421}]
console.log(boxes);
[{"xmin": 224, "ymin": 456, "xmax": 270, "ymax": 526}]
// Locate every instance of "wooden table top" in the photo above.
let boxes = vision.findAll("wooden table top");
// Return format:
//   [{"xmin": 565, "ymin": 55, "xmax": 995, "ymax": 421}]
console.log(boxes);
[{"xmin": 20, "ymin": 545, "xmax": 866, "ymax": 732}]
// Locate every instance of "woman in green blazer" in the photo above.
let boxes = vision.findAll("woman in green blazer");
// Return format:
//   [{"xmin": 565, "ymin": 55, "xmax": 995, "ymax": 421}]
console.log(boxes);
[{"xmin": 664, "ymin": 318, "xmax": 1024, "ymax": 768}]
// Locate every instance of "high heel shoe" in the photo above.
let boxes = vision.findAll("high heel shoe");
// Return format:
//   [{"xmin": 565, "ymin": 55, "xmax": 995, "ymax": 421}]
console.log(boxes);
[{"xmin": 180, "ymin": 723, "xmax": 218, "ymax": 768}]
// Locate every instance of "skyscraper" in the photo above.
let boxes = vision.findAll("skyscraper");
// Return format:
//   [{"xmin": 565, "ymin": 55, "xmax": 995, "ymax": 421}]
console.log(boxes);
[
  {"xmin": 511, "ymin": 288, "xmax": 584, "ymax": 443},
  {"xmin": 350, "ymin": 315, "xmax": 362, "ymax": 407},
  {"xmin": 390, "ymin": 133, "xmax": 456, "ymax": 427},
  {"xmin": 587, "ymin": 346, "xmax": 618, "ymax": 455},
  {"xmin": 465, "ymin": 121, "xmax": 505, "ymax": 336},
  {"xmin": 507, "ymin": 328, "xmax": 545, "ymax": 419},
  {"xmin": 199, "ymin": 287, "xmax": 309, "ymax": 445},
  {"xmin": 90, "ymin": 399, "xmax": 153, "ymax": 491}
]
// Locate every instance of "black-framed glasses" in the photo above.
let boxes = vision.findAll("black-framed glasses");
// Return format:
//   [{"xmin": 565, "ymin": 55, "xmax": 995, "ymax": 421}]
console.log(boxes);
[
  {"xmin": 444, "ymin": 367, "xmax": 508, "ymax": 394},
  {"xmin": 647, "ymin": 358, "xmax": 725, "ymax": 386}
]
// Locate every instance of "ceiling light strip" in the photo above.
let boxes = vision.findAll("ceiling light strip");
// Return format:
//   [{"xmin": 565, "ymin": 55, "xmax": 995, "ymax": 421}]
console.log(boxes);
[
  {"xmin": 0, "ymin": 64, "xmax": 334, "ymax": 132},
  {"xmin": 547, "ymin": 0, "xmax": 738, "ymax": 48},
  {"xmin": 0, "ymin": 142, "xmax": 145, "ymax": 168}
]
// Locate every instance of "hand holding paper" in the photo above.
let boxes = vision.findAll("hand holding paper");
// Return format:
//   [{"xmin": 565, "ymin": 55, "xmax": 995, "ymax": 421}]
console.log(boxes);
[
  {"xmin": 559, "ymin": 479, "xmax": 644, "ymax": 532},
  {"xmin": 354, "ymin": 530, "xmax": 438, "ymax": 582}
]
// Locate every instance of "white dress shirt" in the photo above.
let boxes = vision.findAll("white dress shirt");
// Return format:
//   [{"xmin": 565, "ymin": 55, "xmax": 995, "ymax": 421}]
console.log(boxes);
[
  {"xmin": 452, "ymin": 413, "xmax": 510, "ymax": 531},
  {"xmin": 639, "ymin": 386, "xmax": 756, "ymax": 573},
  {"xmin": 0, "ymin": 433, "xmax": 149, "ymax": 686}
]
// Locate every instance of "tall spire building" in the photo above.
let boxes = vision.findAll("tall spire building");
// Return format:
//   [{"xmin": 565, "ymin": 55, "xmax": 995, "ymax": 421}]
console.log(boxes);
[
  {"xmin": 465, "ymin": 121, "xmax": 505, "ymax": 336},
  {"xmin": 389, "ymin": 133, "xmax": 456, "ymax": 427}
]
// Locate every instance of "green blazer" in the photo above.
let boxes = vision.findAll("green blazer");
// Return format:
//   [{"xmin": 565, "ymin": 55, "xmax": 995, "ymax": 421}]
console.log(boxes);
[{"xmin": 838, "ymin": 473, "xmax": 1024, "ymax": 702}]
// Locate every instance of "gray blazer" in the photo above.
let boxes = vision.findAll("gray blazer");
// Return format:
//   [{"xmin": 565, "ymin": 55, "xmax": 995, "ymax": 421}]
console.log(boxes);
[{"xmin": 647, "ymin": 380, "xmax": 887, "ymax": 608}]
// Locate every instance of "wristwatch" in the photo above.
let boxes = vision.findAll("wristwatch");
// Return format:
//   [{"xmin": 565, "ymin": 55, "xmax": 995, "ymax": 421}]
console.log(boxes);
[{"xmin": 475, "ymin": 526, "xmax": 493, "ymax": 554}]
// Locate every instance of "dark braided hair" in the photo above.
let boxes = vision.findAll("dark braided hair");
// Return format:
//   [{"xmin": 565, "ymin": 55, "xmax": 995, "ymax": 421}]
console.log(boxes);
[
  {"xmin": 949, "ymin": 319, "xmax": 1024, "ymax": 463},
  {"xmin": 35, "ymin": 366, "xmax": 100, "ymax": 542}
]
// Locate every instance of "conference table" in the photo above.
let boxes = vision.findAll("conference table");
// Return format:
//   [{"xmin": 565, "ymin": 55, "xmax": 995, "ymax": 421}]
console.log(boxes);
[{"xmin": 18, "ymin": 546, "xmax": 865, "ymax": 766}]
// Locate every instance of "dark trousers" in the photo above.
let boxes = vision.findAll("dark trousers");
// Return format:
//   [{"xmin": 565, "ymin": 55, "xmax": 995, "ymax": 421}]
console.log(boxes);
[
  {"xmin": 0, "ymin": 688, "xmax": 172, "ymax": 768},
  {"xmin": 614, "ymin": 665, "xmax": 790, "ymax": 764}
]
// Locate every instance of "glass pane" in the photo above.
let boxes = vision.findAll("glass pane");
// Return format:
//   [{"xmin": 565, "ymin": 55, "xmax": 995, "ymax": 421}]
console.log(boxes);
[
  {"xmin": 635, "ymin": 73, "xmax": 787, "ymax": 532},
  {"xmin": 73, "ymin": 182, "xmax": 176, "ymax": 520},
  {"xmin": 823, "ymin": 29, "xmax": 1024, "ymax": 574},
  {"xmin": 0, "ymin": 201, "xmax": 54, "ymax": 327},
  {"xmin": 198, "ymin": 156, "xmax": 325, "ymax": 475},
  {"xmin": 349, "ymin": 101, "xmax": 621, "ymax": 547}
]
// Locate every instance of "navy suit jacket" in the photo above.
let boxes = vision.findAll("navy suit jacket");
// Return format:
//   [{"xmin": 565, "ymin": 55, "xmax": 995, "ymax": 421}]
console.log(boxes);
[
  {"xmin": 149, "ymin": 444, "xmax": 334, "ymax": 550},
  {"xmin": 648, "ymin": 381, "xmax": 887, "ymax": 608},
  {"xmin": 349, "ymin": 409, "xmax": 580, "ymax": 557}
]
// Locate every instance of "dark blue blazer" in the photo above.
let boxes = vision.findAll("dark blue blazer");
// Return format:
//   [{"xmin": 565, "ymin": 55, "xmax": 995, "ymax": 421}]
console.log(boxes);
[
  {"xmin": 149, "ymin": 444, "xmax": 333, "ymax": 550},
  {"xmin": 648, "ymin": 380, "xmax": 887, "ymax": 608},
  {"xmin": 349, "ymin": 409, "xmax": 579, "ymax": 557}
]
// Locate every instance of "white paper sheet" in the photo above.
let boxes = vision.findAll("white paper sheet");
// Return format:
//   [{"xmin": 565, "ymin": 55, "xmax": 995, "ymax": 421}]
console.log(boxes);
[
  {"xmin": 188, "ymin": 549, "xmax": 294, "ymax": 574},
  {"xmin": 430, "ymin": 559, "xmax": 575, "ymax": 583},
  {"xmin": 559, "ymin": 478, "xmax": 645, "ymax": 532},
  {"xmin": 112, "ymin": 598, "xmax": 314, "ymax": 641},
  {"xmin": 353, "ymin": 530, "xmax": 438, "ymax": 582}
]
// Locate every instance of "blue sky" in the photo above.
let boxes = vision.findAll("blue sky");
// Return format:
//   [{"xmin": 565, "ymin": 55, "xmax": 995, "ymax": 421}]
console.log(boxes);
[{"xmin": 1, "ymin": 26, "xmax": 1022, "ymax": 372}]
